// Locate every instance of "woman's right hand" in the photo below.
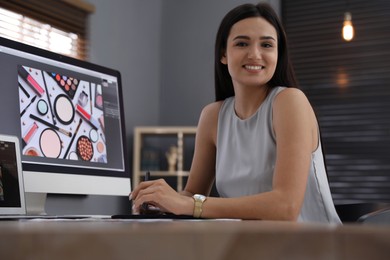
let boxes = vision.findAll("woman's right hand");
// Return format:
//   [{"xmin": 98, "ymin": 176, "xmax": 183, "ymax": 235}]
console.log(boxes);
[{"xmin": 130, "ymin": 178, "xmax": 194, "ymax": 215}]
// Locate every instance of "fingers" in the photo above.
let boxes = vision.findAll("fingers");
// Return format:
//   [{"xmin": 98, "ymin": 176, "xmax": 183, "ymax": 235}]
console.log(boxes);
[
  {"xmin": 130, "ymin": 179, "xmax": 155, "ymax": 200},
  {"xmin": 132, "ymin": 194, "xmax": 163, "ymax": 214},
  {"xmin": 130, "ymin": 178, "xmax": 168, "ymax": 212},
  {"xmin": 131, "ymin": 178, "xmax": 191, "ymax": 215}
]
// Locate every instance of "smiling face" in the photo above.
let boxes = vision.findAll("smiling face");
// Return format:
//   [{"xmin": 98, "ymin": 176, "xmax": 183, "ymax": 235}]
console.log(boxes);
[{"xmin": 220, "ymin": 17, "xmax": 278, "ymax": 90}]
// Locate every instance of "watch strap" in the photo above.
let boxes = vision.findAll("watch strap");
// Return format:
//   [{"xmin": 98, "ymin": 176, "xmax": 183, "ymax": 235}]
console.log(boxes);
[{"xmin": 193, "ymin": 194, "xmax": 206, "ymax": 218}]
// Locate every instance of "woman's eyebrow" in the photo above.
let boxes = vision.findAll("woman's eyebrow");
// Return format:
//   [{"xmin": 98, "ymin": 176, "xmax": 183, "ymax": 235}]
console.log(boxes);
[
  {"xmin": 232, "ymin": 35, "xmax": 276, "ymax": 41},
  {"xmin": 232, "ymin": 35, "xmax": 250, "ymax": 41},
  {"xmin": 260, "ymin": 36, "xmax": 276, "ymax": 41}
]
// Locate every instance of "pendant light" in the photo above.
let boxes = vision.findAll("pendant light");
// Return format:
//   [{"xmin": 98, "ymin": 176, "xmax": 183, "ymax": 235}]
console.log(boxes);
[
  {"xmin": 342, "ymin": 12, "xmax": 354, "ymax": 41},
  {"xmin": 342, "ymin": 0, "xmax": 354, "ymax": 42}
]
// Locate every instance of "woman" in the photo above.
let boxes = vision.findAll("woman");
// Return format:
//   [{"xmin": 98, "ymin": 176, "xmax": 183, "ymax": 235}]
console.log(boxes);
[{"xmin": 131, "ymin": 3, "xmax": 341, "ymax": 223}]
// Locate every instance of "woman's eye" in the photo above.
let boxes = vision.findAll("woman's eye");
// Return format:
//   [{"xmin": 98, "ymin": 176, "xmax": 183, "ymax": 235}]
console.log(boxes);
[
  {"xmin": 235, "ymin": 42, "xmax": 248, "ymax": 47},
  {"xmin": 262, "ymin": 42, "xmax": 273, "ymax": 48}
]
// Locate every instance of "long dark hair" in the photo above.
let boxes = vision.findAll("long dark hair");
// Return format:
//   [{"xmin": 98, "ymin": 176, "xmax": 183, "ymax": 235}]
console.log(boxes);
[{"xmin": 214, "ymin": 3, "xmax": 298, "ymax": 101}]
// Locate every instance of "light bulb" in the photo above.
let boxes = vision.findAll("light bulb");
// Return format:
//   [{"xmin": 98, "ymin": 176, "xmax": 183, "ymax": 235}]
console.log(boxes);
[{"xmin": 342, "ymin": 12, "xmax": 354, "ymax": 41}]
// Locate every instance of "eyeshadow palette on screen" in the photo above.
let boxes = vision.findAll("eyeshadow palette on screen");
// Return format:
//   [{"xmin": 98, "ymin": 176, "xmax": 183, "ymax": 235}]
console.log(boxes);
[{"xmin": 18, "ymin": 65, "xmax": 108, "ymax": 164}]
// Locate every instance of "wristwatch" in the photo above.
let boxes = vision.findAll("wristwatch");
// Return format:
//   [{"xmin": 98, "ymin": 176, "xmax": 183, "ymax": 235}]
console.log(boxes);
[{"xmin": 192, "ymin": 194, "xmax": 207, "ymax": 218}]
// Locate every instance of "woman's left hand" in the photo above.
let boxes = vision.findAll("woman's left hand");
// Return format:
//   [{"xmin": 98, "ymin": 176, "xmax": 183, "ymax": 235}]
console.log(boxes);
[{"xmin": 130, "ymin": 178, "xmax": 194, "ymax": 215}]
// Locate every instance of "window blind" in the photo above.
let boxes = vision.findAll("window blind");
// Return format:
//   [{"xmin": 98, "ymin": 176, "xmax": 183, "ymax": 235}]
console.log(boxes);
[
  {"xmin": 282, "ymin": 0, "xmax": 390, "ymax": 204},
  {"xmin": 0, "ymin": 0, "xmax": 93, "ymax": 60}
]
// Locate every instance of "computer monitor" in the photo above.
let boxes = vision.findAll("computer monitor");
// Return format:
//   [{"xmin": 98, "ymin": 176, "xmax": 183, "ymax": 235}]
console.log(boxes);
[{"xmin": 0, "ymin": 36, "xmax": 131, "ymax": 214}]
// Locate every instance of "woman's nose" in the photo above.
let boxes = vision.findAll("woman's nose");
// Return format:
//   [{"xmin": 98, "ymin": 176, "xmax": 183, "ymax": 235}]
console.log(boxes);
[{"xmin": 248, "ymin": 45, "xmax": 261, "ymax": 59}]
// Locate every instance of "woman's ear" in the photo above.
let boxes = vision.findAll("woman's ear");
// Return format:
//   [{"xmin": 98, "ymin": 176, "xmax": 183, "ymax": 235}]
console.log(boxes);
[{"xmin": 220, "ymin": 53, "xmax": 227, "ymax": 65}]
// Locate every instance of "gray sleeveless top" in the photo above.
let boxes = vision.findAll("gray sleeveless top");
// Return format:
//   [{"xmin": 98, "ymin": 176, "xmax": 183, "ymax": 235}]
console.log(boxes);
[{"xmin": 216, "ymin": 86, "xmax": 341, "ymax": 224}]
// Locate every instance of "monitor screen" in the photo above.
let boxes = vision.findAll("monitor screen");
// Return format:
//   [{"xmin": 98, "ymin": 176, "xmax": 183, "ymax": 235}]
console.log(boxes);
[{"xmin": 0, "ymin": 37, "xmax": 130, "ymax": 213}]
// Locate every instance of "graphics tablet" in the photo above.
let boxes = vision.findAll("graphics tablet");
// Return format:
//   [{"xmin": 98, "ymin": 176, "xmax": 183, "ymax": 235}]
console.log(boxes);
[
  {"xmin": 0, "ymin": 134, "xmax": 27, "ymax": 217},
  {"xmin": 111, "ymin": 213, "xmax": 195, "ymax": 220}
]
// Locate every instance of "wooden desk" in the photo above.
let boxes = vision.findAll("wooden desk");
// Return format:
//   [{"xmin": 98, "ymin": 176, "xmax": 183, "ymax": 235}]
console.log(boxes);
[{"xmin": 0, "ymin": 219, "xmax": 389, "ymax": 260}]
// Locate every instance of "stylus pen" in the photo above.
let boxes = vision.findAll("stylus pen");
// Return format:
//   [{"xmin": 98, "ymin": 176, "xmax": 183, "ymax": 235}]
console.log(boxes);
[{"xmin": 141, "ymin": 171, "xmax": 150, "ymax": 212}]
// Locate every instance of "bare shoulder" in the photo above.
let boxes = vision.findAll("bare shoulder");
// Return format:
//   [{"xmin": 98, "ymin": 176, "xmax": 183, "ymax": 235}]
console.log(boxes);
[
  {"xmin": 201, "ymin": 101, "xmax": 224, "ymax": 114},
  {"xmin": 272, "ymin": 88, "xmax": 318, "ymax": 149},
  {"xmin": 273, "ymin": 87, "xmax": 312, "ymax": 112},
  {"xmin": 199, "ymin": 101, "xmax": 224, "ymax": 123},
  {"xmin": 197, "ymin": 101, "xmax": 224, "ymax": 144},
  {"xmin": 275, "ymin": 87, "xmax": 309, "ymax": 104}
]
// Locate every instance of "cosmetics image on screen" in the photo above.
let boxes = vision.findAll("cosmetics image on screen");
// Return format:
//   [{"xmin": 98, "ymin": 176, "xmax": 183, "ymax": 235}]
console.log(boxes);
[
  {"xmin": 89, "ymin": 129, "xmax": 98, "ymax": 143},
  {"xmin": 18, "ymin": 66, "xmax": 45, "ymax": 97},
  {"xmin": 39, "ymin": 128, "xmax": 62, "ymax": 158},
  {"xmin": 22, "ymin": 122, "xmax": 38, "ymax": 147},
  {"xmin": 89, "ymin": 83, "xmax": 93, "ymax": 115},
  {"xmin": 49, "ymin": 72, "xmax": 79, "ymax": 99},
  {"xmin": 97, "ymin": 140, "xmax": 105, "ymax": 154},
  {"xmin": 24, "ymin": 147, "xmax": 41, "ymax": 157},
  {"xmin": 19, "ymin": 82, "xmax": 30, "ymax": 98},
  {"xmin": 99, "ymin": 115, "xmax": 105, "ymax": 133},
  {"xmin": 78, "ymin": 91, "xmax": 88, "ymax": 107},
  {"xmin": 54, "ymin": 94, "xmax": 75, "ymax": 125},
  {"xmin": 95, "ymin": 84, "xmax": 103, "ymax": 110},
  {"xmin": 76, "ymin": 135, "xmax": 93, "ymax": 161},
  {"xmin": 20, "ymin": 95, "xmax": 37, "ymax": 117},
  {"xmin": 37, "ymin": 99, "xmax": 48, "ymax": 115},
  {"xmin": 76, "ymin": 104, "xmax": 99, "ymax": 129},
  {"xmin": 30, "ymin": 114, "xmax": 72, "ymax": 137},
  {"xmin": 98, "ymin": 154, "xmax": 107, "ymax": 163},
  {"xmin": 63, "ymin": 118, "xmax": 82, "ymax": 159},
  {"xmin": 68, "ymin": 151, "xmax": 78, "ymax": 160},
  {"xmin": 100, "ymin": 132, "xmax": 106, "ymax": 143},
  {"xmin": 42, "ymin": 71, "xmax": 57, "ymax": 125}
]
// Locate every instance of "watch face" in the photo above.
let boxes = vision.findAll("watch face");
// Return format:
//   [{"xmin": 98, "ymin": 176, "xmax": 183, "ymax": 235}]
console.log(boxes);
[{"xmin": 194, "ymin": 194, "xmax": 206, "ymax": 201}]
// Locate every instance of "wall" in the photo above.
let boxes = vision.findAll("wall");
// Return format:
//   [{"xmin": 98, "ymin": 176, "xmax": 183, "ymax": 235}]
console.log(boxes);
[{"xmin": 88, "ymin": 0, "xmax": 163, "ymax": 141}]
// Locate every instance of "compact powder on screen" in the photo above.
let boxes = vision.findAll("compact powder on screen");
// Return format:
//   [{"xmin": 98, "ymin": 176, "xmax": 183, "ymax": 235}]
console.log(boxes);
[
  {"xmin": 89, "ymin": 129, "xmax": 98, "ymax": 143},
  {"xmin": 97, "ymin": 141, "xmax": 105, "ymax": 153},
  {"xmin": 24, "ymin": 147, "xmax": 40, "ymax": 157},
  {"xmin": 54, "ymin": 94, "xmax": 75, "ymax": 125},
  {"xmin": 68, "ymin": 151, "xmax": 78, "ymax": 160},
  {"xmin": 37, "ymin": 99, "xmax": 48, "ymax": 115},
  {"xmin": 40, "ymin": 128, "xmax": 62, "ymax": 158},
  {"xmin": 77, "ymin": 135, "xmax": 93, "ymax": 161}
]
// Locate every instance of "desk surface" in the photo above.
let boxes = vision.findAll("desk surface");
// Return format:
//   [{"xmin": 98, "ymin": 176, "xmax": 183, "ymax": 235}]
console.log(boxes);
[{"xmin": 1, "ymin": 219, "xmax": 390, "ymax": 260}]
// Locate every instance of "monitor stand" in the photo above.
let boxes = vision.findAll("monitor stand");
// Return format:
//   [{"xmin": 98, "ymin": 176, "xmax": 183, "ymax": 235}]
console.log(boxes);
[{"xmin": 25, "ymin": 192, "xmax": 47, "ymax": 215}]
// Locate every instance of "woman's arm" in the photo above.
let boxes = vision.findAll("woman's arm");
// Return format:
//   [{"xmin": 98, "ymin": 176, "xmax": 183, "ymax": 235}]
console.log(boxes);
[{"xmin": 182, "ymin": 101, "xmax": 222, "ymax": 196}]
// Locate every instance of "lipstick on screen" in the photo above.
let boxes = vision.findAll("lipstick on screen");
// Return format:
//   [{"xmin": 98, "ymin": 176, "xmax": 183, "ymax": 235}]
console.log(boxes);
[
  {"xmin": 22, "ymin": 122, "xmax": 39, "ymax": 147},
  {"xmin": 76, "ymin": 104, "xmax": 99, "ymax": 130},
  {"xmin": 18, "ymin": 66, "xmax": 45, "ymax": 97}
]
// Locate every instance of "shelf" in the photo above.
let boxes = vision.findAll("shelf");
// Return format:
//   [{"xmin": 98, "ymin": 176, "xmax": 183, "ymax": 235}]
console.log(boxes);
[{"xmin": 133, "ymin": 126, "xmax": 196, "ymax": 191}]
